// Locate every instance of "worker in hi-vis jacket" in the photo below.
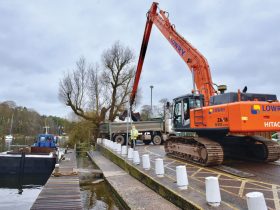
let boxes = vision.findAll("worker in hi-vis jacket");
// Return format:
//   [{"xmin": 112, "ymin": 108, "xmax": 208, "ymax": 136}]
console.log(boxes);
[{"xmin": 130, "ymin": 125, "xmax": 139, "ymax": 149}]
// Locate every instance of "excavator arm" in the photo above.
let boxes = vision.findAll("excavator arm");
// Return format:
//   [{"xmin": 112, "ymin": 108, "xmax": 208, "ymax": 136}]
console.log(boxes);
[{"xmin": 130, "ymin": 2, "xmax": 216, "ymax": 107}]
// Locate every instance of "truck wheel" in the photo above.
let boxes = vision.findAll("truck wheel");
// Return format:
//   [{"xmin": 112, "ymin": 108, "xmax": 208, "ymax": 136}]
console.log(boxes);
[
  {"xmin": 152, "ymin": 135, "xmax": 162, "ymax": 145},
  {"xmin": 144, "ymin": 140, "xmax": 152, "ymax": 145},
  {"xmin": 114, "ymin": 135, "xmax": 126, "ymax": 145}
]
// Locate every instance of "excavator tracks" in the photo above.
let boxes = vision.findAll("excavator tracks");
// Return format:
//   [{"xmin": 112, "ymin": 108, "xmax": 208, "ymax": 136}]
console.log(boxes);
[
  {"xmin": 165, "ymin": 134, "xmax": 280, "ymax": 166},
  {"xmin": 225, "ymin": 135, "xmax": 280, "ymax": 162},
  {"xmin": 262, "ymin": 139, "xmax": 280, "ymax": 162},
  {"xmin": 164, "ymin": 136, "xmax": 224, "ymax": 166}
]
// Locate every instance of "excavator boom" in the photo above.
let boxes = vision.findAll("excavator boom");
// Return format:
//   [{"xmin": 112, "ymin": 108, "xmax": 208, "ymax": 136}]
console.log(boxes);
[{"xmin": 130, "ymin": 2, "xmax": 215, "ymax": 107}]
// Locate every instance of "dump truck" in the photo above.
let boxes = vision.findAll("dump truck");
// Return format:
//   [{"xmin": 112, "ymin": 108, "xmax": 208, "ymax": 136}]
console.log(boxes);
[{"xmin": 99, "ymin": 118, "xmax": 174, "ymax": 145}]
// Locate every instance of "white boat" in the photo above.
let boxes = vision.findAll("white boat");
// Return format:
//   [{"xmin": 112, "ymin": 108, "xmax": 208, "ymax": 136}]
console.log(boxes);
[
  {"xmin": 5, "ymin": 113, "xmax": 14, "ymax": 142},
  {"xmin": 5, "ymin": 134, "xmax": 13, "ymax": 141}
]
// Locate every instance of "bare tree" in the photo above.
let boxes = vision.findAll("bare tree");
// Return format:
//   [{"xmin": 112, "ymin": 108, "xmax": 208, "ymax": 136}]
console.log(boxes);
[
  {"xmin": 140, "ymin": 105, "xmax": 152, "ymax": 121},
  {"xmin": 156, "ymin": 98, "xmax": 169, "ymax": 118},
  {"xmin": 59, "ymin": 41, "xmax": 135, "ymax": 130},
  {"xmin": 140, "ymin": 98, "xmax": 169, "ymax": 120},
  {"xmin": 102, "ymin": 41, "xmax": 135, "ymax": 121},
  {"xmin": 59, "ymin": 57, "xmax": 95, "ymax": 121}
]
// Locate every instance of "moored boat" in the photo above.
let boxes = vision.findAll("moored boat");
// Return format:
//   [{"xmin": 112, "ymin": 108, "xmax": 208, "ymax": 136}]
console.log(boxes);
[
  {"xmin": 0, "ymin": 133, "xmax": 58, "ymax": 187},
  {"xmin": 4, "ymin": 134, "xmax": 13, "ymax": 142},
  {"xmin": 5, "ymin": 113, "xmax": 14, "ymax": 142}
]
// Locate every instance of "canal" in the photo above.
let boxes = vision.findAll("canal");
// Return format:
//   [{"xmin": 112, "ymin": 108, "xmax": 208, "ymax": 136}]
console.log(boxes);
[
  {"xmin": 77, "ymin": 152, "xmax": 121, "ymax": 210},
  {"xmin": 0, "ymin": 138, "xmax": 42, "ymax": 210}
]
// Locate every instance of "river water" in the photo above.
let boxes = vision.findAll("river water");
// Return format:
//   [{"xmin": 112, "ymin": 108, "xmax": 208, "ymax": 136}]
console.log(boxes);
[
  {"xmin": 77, "ymin": 153, "xmax": 121, "ymax": 210},
  {"xmin": 0, "ymin": 138, "xmax": 42, "ymax": 210},
  {"xmin": 0, "ymin": 139, "xmax": 120, "ymax": 210}
]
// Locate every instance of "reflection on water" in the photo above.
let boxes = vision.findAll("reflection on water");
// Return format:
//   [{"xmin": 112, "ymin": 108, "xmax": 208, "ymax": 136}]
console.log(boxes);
[
  {"xmin": 81, "ymin": 182, "xmax": 119, "ymax": 210},
  {"xmin": 0, "ymin": 138, "xmax": 46, "ymax": 209},
  {"xmin": 0, "ymin": 174, "xmax": 49, "ymax": 189},
  {"xmin": 0, "ymin": 187, "xmax": 42, "ymax": 210},
  {"xmin": 77, "ymin": 154, "xmax": 120, "ymax": 210}
]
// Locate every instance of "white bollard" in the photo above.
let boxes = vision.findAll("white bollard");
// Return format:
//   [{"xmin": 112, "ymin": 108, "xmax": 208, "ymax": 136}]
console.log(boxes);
[
  {"xmin": 121, "ymin": 146, "xmax": 127, "ymax": 156},
  {"xmin": 155, "ymin": 158, "xmax": 164, "ymax": 177},
  {"xmin": 176, "ymin": 165, "xmax": 188, "ymax": 190},
  {"xmin": 105, "ymin": 139, "xmax": 109, "ymax": 147},
  {"xmin": 55, "ymin": 164, "xmax": 59, "ymax": 174},
  {"xmin": 97, "ymin": 138, "xmax": 102, "ymax": 144},
  {"xmin": 133, "ymin": 151, "xmax": 140, "ymax": 165},
  {"xmin": 102, "ymin": 139, "xmax": 106, "ymax": 146},
  {"xmin": 116, "ymin": 143, "xmax": 122, "ymax": 154},
  {"xmin": 128, "ymin": 148, "xmax": 134, "ymax": 160},
  {"xmin": 107, "ymin": 140, "xmax": 110, "ymax": 148},
  {"xmin": 108, "ymin": 140, "xmax": 111, "ymax": 148},
  {"xmin": 205, "ymin": 176, "xmax": 221, "ymax": 207},
  {"xmin": 246, "ymin": 192, "xmax": 267, "ymax": 210},
  {"xmin": 110, "ymin": 141, "xmax": 114, "ymax": 150},
  {"xmin": 142, "ymin": 154, "xmax": 151, "ymax": 170},
  {"xmin": 113, "ymin": 142, "xmax": 118, "ymax": 152}
]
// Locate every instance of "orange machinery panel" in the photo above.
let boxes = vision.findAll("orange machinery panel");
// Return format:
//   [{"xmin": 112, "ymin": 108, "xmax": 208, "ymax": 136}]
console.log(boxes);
[
  {"xmin": 190, "ymin": 101, "xmax": 280, "ymax": 133},
  {"xmin": 190, "ymin": 104, "xmax": 229, "ymax": 129},
  {"xmin": 228, "ymin": 101, "xmax": 280, "ymax": 132}
]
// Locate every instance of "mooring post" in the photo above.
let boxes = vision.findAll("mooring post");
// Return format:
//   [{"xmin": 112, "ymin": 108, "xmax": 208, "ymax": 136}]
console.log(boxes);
[
  {"xmin": 18, "ymin": 151, "xmax": 26, "ymax": 194},
  {"xmin": 54, "ymin": 164, "xmax": 60, "ymax": 175}
]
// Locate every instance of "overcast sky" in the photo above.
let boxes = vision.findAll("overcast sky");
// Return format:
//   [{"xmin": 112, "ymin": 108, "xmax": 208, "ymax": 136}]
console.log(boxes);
[{"xmin": 0, "ymin": 0, "xmax": 279, "ymax": 118}]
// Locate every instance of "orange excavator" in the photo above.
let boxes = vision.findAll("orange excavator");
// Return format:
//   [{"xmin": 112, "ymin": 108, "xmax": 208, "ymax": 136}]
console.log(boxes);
[{"xmin": 130, "ymin": 2, "xmax": 280, "ymax": 166}]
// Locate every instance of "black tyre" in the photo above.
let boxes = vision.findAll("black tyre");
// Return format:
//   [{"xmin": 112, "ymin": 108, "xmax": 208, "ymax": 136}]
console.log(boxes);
[
  {"xmin": 114, "ymin": 135, "xmax": 126, "ymax": 145},
  {"xmin": 144, "ymin": 140, "xmax": 152, "ymax": 145},
  {"xmin": 152, "ymin": 135, "xmax": 162, "ymax": 145}
]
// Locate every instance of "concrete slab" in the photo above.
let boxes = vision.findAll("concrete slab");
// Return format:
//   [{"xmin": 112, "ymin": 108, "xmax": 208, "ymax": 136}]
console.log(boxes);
[{"xmin": 89, "ymin": 150, "xmax": 180, "ymax": 210}]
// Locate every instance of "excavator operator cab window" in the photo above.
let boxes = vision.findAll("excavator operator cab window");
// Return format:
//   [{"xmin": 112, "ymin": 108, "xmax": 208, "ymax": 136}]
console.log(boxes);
[
  {"xmin": 183, "ymin": 99, "xmax": 190, "ymax": 127},
  {"xmin": 173, "ymin": 95, "xmax": 204, "ymax": 129},
  {"xmin": 183, "ymin": 96, "xmax": 203, "ymax": 128},
  {"xmin": 189, "ymin": 98, "xmax": 202, "ymax": 109},
  {"xmin": 173, "ymin": 100, "xmax": 182, "ymax": 129}
]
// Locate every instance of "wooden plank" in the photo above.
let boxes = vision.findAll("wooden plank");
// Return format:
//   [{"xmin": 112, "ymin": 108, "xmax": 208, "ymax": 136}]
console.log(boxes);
[{"xmin": 31, "ymin": 149, "xmax": 83, "ymax": 210}]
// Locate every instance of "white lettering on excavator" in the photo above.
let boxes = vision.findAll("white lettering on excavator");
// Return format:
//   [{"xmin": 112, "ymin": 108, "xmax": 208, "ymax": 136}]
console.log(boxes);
[{"xmin": 264, "ymin": 122, "xmax": 280, "ymax": 127}]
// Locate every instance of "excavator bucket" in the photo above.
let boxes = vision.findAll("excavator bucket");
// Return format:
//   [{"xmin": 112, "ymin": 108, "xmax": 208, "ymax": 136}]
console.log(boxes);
[{"xmin": 119, "ymin": 110, "xmax": 141, "ymax": 121}]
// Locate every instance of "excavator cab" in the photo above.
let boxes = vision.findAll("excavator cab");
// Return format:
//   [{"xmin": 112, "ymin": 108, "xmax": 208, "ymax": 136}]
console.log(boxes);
[{"xmin": 173, "ymin": 94, "xmax": 204, "ymax": 130}]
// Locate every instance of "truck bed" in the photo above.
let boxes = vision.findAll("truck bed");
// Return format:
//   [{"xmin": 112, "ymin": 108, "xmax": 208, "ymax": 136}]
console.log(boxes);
[{"xmin": 100, "ymin": 121, "xmax": 164, "ymax": 135}]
